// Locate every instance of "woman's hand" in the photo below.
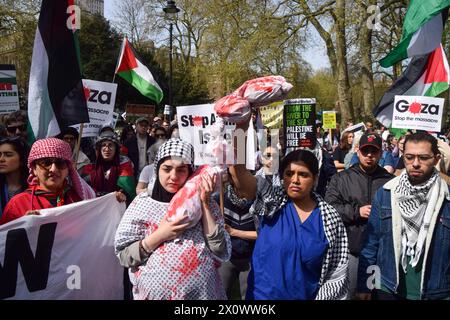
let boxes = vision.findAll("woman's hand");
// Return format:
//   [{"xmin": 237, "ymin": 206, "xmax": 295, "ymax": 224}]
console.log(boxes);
[
  {"xmin": 200, "ymin": 172, "xmax": 217, "ymax": 208},
  {"xmin": 115, "ymin": 191, "xmax": 127, "ymax": 203},
  {"xmin": 154, "ymin": 215, "xmax": 191, "ymax": 242}
]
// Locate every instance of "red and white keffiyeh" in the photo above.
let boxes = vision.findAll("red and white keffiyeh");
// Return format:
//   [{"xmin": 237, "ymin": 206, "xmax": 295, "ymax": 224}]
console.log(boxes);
[{"xmin": 28, "ymin": 138, "xmax": 95, "ymax": 200}]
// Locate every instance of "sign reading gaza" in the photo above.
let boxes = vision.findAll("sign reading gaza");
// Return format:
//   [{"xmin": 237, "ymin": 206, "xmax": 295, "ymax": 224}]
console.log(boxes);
[
  {"xmin": 72, "ymin": 79, "xmax": 117, "ymax": 137},
  {"xmin": 392, "ymin": 95, "xmax": 444, "ymax": 132},
  {"xmin": 284, "ymin": 98, "xmax": 316, "ymax": 149}
]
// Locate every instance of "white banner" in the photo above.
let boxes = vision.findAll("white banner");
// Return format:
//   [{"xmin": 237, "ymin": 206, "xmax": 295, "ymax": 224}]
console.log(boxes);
[
  {"xmin": 392, "ymin": 95, "xmax": 444, "ymax": 132},
  {"xmin": 176, "ymin": 104, "xmax": 236, "ymax": 165},
  {"xmin": 0, "ymin": 65, "xmax": 20, "ymax": 115},
  {"xmin": 72, "ymin": 79, "xmax": 117, "ymax": 137},
  {"xmin": 0, "ymin": 193, "xmax": 125, "ymax": 300}
]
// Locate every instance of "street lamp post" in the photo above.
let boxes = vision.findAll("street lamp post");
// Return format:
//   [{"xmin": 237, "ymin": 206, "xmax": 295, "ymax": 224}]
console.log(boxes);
[{"xmin": 163, "ymin": 1, "xmax": 180, "ymax": 122}]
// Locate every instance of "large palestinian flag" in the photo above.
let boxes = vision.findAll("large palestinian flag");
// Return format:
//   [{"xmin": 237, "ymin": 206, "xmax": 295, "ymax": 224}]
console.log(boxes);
[
  {"xmin": 27, "ymin": 0, "xmax": 89, "ymax": 141},
  {"xmin": 374, "ymin": 45, "xmax": 450, "ymax": 128},
  {"xmin": 380, "ymin": 0, "xmax": 450, "ymax": 68},
  {"xmin": 115, "ymin": 37, "xmax": 163, "ymax": 104}
]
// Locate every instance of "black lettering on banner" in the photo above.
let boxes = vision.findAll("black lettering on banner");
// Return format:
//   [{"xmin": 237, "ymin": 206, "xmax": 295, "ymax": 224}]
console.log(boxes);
[
  {"xmin": 87, "ymin": 107, "xmax": 109, "ymax": 115},
  {"xmin": 98, "ymin": 91, "xmax": 111, "ymax": 104},
  {"xmin": 89, "ymin": 89, "xmax": 99, "ymax": 103},
  {"xmin": 180, "ymin": 115, "xmax": 189, "ymax": 127},
  {"xmin": 395, "ymin": 100, "xmax": 409, "ymax": 112},
  {"xmin": 88, "ymin": 89, "xmax": 112, "ymax": 105},
  {"xmin": 423, "ymin": 104, "xmax": 439, "ymax": 115},
  {"xmin": 395, "ymin": 100, "xmax": 440, "ymax": 115},
  {"xmin": 0, "ymin": 223, "xmax": 57, "ymax": 299}
]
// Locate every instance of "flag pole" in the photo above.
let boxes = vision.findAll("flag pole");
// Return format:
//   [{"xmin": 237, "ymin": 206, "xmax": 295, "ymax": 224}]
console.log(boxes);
[
  {"xmin": 74, "ymin": 124, "xmax": 84, "ymax": 166},
  {"xmin": 219, "ymin": 174, "xmax": 225, "ymax": 217}
]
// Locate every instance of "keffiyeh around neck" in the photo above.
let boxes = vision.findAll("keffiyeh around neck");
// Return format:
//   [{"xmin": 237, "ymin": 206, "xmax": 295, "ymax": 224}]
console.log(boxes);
[{"xmin": 394, "ymin": 169, "xmax": 439, "ymax": 272}]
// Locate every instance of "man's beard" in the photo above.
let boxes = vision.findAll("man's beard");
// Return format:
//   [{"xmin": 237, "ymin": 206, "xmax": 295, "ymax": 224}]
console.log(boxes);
[{"xmin": 407, "ymin": 168, "xmax": 435, "ymax": 185}]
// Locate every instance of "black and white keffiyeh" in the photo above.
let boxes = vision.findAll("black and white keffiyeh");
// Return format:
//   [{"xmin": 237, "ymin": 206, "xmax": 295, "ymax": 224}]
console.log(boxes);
[
  {"xmin": 255, "ymin": 167, "xmax": 282, "ymax": 188},
  {"xmin": 394, "ymin": 169, "xmax": 440, "ymax": 271}
]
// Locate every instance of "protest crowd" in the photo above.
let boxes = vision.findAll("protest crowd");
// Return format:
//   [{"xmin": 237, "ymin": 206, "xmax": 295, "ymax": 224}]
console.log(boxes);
[
  {"xmin": 0, "ymin": 104, "xmax": 449, "ymax": 301},
  {"xmin": 0, "ymin": 0, "xmax": 449, "ymax": 302}
]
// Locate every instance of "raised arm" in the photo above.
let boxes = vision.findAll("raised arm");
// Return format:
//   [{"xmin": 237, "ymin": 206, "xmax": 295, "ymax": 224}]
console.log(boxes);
[
  {"xmin": 227, "ymin": 118, "xmax": 257, "ymax": 200},
  {"xmin": 228, "ymin": 164, "xmax": 257, "ymax": 201}
]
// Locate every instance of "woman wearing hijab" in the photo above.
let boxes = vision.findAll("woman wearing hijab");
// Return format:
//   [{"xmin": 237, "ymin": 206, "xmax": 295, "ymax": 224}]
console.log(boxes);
[
  {"xmin": 0, "ymin": 138, "xmax": 96, "ymax": 225},
  {"xmin": 80, "ymin": 131, "xmax": 136, "ymax": 204},
  {"xmin": 115, "ymin": 138, "xmax": 231, "ymax": 300}
]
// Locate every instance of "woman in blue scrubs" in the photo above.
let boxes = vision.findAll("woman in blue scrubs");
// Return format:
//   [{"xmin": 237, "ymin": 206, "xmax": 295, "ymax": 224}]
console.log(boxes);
[{"xmin": 229, "ymin": 149, "xmax": 349, "ymax": 300}]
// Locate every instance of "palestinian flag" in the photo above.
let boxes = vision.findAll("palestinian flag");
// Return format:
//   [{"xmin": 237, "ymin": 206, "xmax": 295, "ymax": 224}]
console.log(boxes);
[
  {"xmin": 115, "ymin": 38, "xmax": 163, "ymax": 104},
  {"xmin": 374, "ymin": 45, "xmax": 450, "ymax": 128},
  {"xmin": 116, "ymin": 159, "xmax": 136, "ymax": 201},
  {"xmin": 80, "ymin": 157, "xmax": 136, "ymax": 200},
  {"xmin": 27, "ymin": 0, "xmax": 89, "ymax": 142},
  {"xmin": 380, "ymin": 0, "xmax": 450, "ymax": 68}
]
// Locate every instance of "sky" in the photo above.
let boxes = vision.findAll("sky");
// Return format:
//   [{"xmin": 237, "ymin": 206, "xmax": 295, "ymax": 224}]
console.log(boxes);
[{"xmin": 103, "ymin": 0, "xmax": 330, "ymax": 71}]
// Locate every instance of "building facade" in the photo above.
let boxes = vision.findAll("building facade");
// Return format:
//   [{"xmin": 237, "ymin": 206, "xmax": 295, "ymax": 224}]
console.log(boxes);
[{"xmin": 77, "ymin": 0, "xmax": 104, "ymax": 16}]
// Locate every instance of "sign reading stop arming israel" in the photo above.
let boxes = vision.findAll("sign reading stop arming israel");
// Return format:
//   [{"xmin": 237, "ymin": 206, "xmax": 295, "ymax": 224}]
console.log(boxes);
[
  {"xmin": 0, "ymin": 65, "xmax": 20, "ymax": 115},
  {"xmin": 72, "ymin": 80, "xmax": 117, "ymax": 137},
  {"xmin": 0, "ymin": 193, "xmax": 125, "ymax": 300},
  {"xmin": 177, "ymin": 104, "xmax": 236, "ymax": 165},
  {"xmin": 392, "ymin": 95, "xmax": 444, "ymax": 132}
]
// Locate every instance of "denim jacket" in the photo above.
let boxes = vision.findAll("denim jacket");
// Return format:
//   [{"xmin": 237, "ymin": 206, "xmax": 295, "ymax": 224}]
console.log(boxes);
[{"xmin": 357, "ymin": 176, "xmax": 450, "ymax": 299}]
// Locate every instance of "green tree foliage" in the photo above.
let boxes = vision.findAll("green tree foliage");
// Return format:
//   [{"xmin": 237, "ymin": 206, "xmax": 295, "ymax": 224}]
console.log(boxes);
[{"xmin": 78, "ymin": 12, "xmax": 121, "ymax": 82}]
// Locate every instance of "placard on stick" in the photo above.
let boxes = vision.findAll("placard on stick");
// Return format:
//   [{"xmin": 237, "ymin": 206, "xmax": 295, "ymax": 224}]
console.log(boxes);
[{"xmin": 283, "ymin": 98, "xmax": 316, "ymax": 149}]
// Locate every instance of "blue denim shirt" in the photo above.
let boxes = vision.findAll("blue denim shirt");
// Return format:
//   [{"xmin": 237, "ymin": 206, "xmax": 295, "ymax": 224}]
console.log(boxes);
[{"xmin": 357, "ymin": 182, "xmax": 450, "ymax": 299}]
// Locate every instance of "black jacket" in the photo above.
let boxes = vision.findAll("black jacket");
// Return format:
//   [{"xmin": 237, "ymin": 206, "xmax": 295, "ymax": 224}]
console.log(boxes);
[
  {"xmin": 325, "ymin": 164, "xmax": 394, "ymax": 255},
  {"xmin": 124, "ymin": 135, "xmax": 155, "ymax": 179}
]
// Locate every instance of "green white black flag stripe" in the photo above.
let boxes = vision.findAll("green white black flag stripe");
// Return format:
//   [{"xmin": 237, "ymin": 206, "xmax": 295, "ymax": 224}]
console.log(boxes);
[
  {"xmin": 380, "ymin": 0, "xmax": 450, "ymax": 68},
  {"xmin": 28, "ymin": 0, "xmax": 89, "ymax": 141}
]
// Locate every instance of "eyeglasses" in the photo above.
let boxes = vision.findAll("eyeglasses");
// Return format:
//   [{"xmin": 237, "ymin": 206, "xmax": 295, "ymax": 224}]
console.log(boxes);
[
  {"xmin": 403, "ymin": 154, "xmax": 435, "ymax": 163},
  {"xmin": 35, "ymin": 158, "xmax": 68, "ymax": 170},
  {"xmin": 360, "ymin": 147, "xmax": 380, "ymax": 156},
  {"xmin": 263, "ymin": 153, "xmax": 278, "ymax": 159},
  {"xmin": 101, "ymin": 143, "xmax": 116, "ymax": 150},
  {"xmin": 7, "ymin": 124, "xmax": 27, "ymax": 133}
]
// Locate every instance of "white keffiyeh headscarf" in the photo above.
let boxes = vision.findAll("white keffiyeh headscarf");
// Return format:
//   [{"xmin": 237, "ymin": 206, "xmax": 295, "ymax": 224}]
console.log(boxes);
[{"xmin": 394, "ymin": 169, "xmax": 440, "ymax": 271}]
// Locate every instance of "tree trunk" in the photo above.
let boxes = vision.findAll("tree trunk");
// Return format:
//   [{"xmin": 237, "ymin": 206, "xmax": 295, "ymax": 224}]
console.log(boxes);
[
  {"xmin": 335, "ymin": 0, "xmax": 354, "ymax": 124},
  {"xmin": 359, "ymin": 0, "xmax": 376, "ymax": 120}
]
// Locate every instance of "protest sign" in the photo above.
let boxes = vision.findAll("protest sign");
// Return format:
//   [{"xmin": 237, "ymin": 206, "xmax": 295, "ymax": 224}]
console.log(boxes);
[
  {"xmin": 0, "ymin": 193, "xmax": 125, "ymax": 300},
  {"xmin": 164, "ymin": 105, "xmax": 171, "ymax": 115},
  {"xmin": 177, "ymin": 104, "xmax": 236, "ymax": 165},
  {"xmin": 0, "ymin": 65, "xmax": 20, "ymax": 114},
  {"xmin": 284, "ymin": 98, "xmax": 316, "ymax": 149},
  {"xmin": 72, "ymin": 80, "xmax": 117, "ymax": 137},
  {"xmin": 322, "ymin": 111, "xmax": 337, "ymax": 129},
  {"xmin": 260, "ymin": 103, "xmax": 284, "ymax": 129},
  {"xmin": 392, "ymin": 95, "xmax": 444, "ymax": 132}
]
